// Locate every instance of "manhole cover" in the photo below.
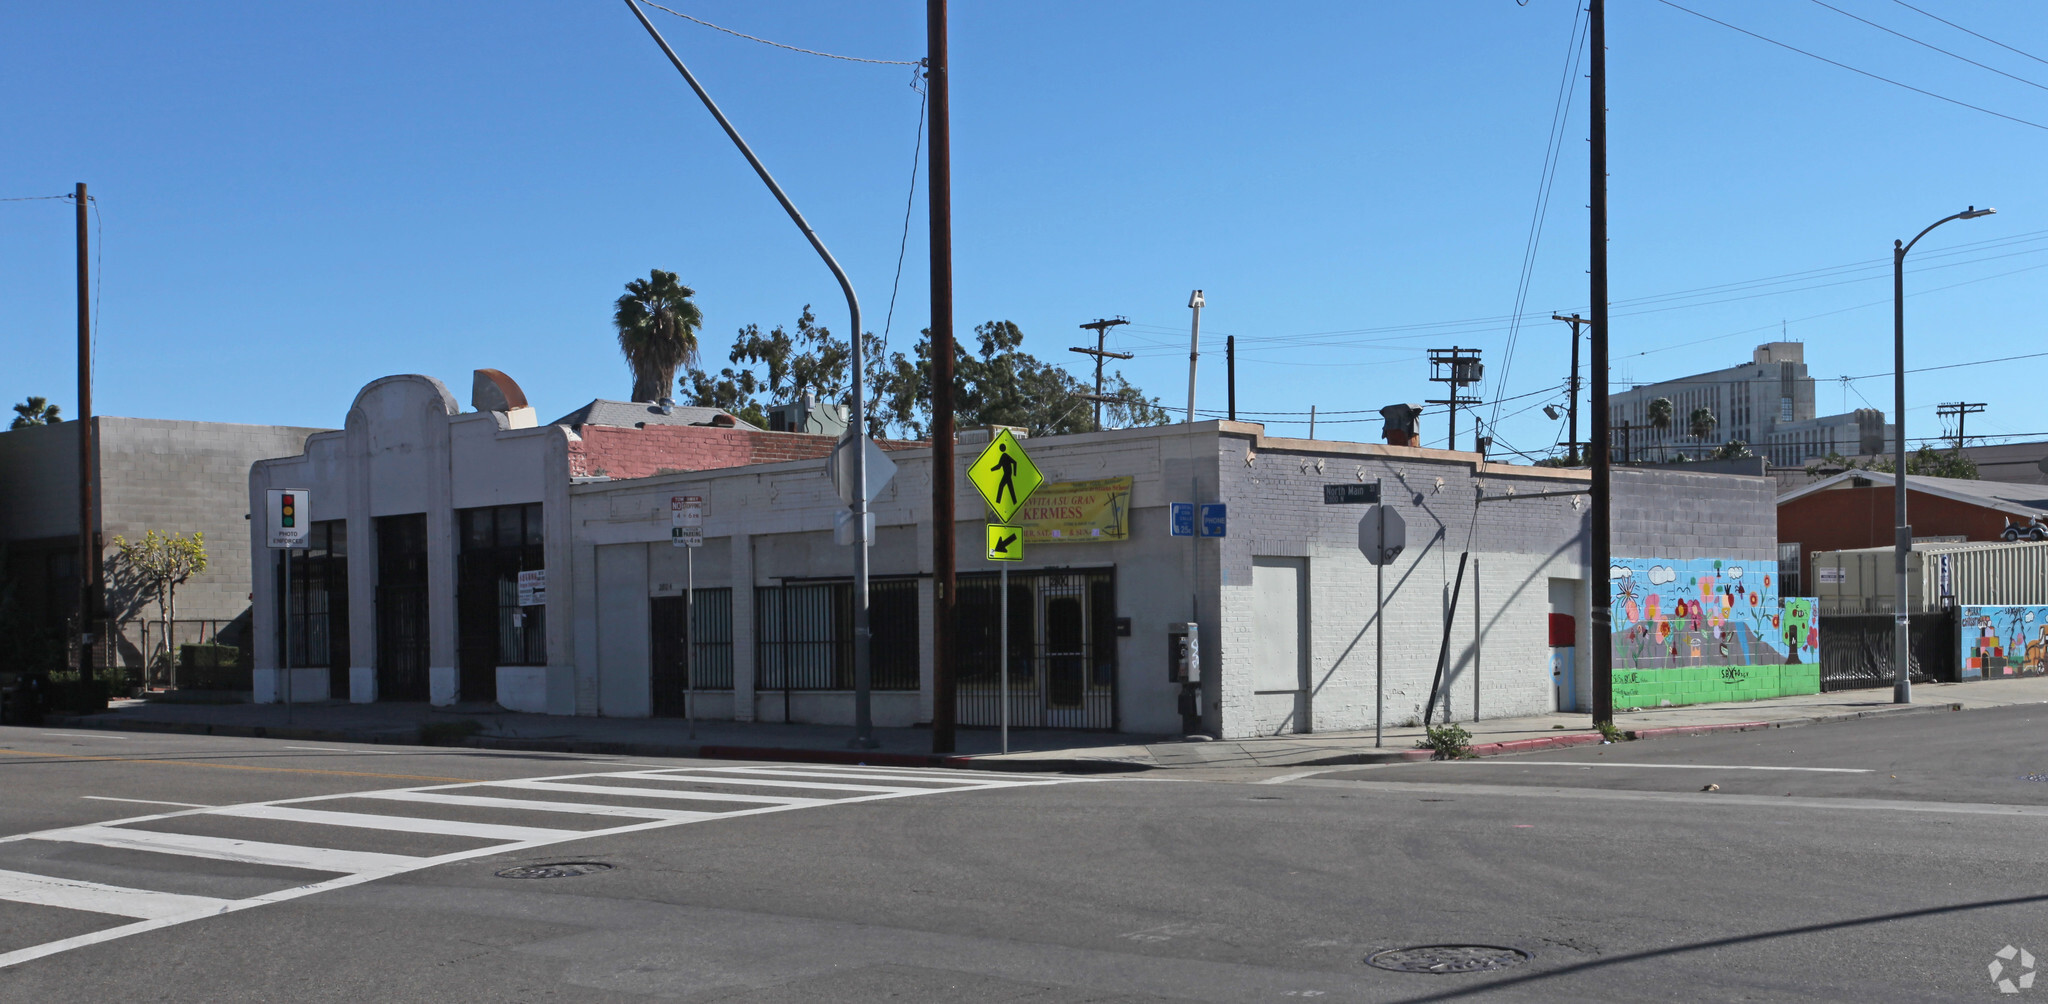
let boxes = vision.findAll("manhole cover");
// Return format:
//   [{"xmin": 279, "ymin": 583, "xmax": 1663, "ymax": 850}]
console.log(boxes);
[
  {"xmin": 495, "ymin": 861, "xmax": 615, "ymax": 879},
  {"xmin": 1366, "ymin": 945, "xmax": 1531, "ymax": 974}
]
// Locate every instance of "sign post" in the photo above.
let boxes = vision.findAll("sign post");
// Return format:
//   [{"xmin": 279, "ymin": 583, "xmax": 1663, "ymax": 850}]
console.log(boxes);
[
  {"xmin": 968, "ymin": 430, "xmax": 1043, "ymax": 754},
  {"xmin": 672, "ymin": 495, "xmax": 703, "ymax": 737},
  {"xmin": 266, "ymin": 489, "xmax": 309, "ymax": 724},
  {"xmin": 1357, "ymin": 484, "xmax": 1407, "ymax": 746}
]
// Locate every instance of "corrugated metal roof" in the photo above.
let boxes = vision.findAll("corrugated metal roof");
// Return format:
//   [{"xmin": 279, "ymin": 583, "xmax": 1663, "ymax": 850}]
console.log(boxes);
[
  {"xmin": 550, "ymin": 399, "xmax": 759, "ymax": 431},
  {"xmin": 1778, "ymin": 469, "xmax": 2048, "ymax": 514},
  {"xmin": 1828, "ymin": 538, "xmax": 2048, "ymax": 557}
]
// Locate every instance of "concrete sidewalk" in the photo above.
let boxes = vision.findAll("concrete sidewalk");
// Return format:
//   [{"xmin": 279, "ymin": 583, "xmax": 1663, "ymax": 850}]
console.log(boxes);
[{"xmin": 41, "ymin": 676, "xmax": 2048, "ymax": 772}]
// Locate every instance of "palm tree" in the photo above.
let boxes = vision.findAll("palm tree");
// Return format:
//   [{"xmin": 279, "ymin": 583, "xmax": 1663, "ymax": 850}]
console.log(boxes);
[
  {"xmin": 613, "ymin": 270, "xmax": 704, "ymax": 404},
  {"xmin": 1688, "ymin": 406, "xmax": 1717, "ymax": 459},
  {"xmin": 10, "ymin": 396, "xmax": 60, "ymax": 429},
  {"xmin": 1646, "ymin": 396, "xmax": 1673, "ymax": 461}
]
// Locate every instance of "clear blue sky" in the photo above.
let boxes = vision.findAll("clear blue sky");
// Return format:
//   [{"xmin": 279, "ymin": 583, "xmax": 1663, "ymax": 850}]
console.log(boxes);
[{"xmin": 5, "ymin": 1, "xmax": 2045, "ymax": 458}]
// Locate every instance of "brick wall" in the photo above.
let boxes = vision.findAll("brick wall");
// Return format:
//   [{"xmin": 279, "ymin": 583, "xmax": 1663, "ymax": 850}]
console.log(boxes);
[{"xmin": 566, "ymin": 424, "xmax": 923, "ymax": 480}]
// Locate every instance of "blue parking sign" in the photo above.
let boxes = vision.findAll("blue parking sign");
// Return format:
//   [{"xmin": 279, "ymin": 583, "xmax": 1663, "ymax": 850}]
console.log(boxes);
[
  {"xmin": 1170, "ymin": 502, "xmax": 1195, "ymax": 537},
  {"xmin": 1199, "ymin": 503, "xmax": 1227, "ymax": 538}
]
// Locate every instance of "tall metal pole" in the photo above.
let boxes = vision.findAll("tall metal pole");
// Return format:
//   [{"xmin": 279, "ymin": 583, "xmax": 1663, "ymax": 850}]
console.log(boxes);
[
  {"xmin": 76, "ymin": 182, "xmax": 98, "ymax": 695},
  {"xmin": 1184, "ymin": 291, "xmax": 1203, "ymax": 424},
  {"xmin": 621, "ymin": 1, "xmax": 874, "ymax": 746},
  {"xmin": 928, "ymin": 0, "xmax": 959, "ymax": 754},
  {"xmin": 686, "ymin": 546, "xmax": 696, "ymax": 740},
  {"xmin": 283, "ymin": 547, "xmax": 293, "ymax": 724},
  {"xmin": 999, "ymin": 562, "xmax": 1008, "ymax": 754},
  {"xmin": 1374, "ymin": 488, "xmax": 1384, "ymax": 747},
  {"xmin": 1892, "ymin": 238, "xmax": 1909, "ymax": 705},
  {"xmin": 1588, "ymin": 0, "xmax": 1614, "ymax": 728},
  {"xmin": 1890, "ymin": 206, "xmax": 1994, "ymax": 704},
  {"xmin": 1553, "ymin": 314, "xmax": 1585, "ymax": 464},
  {"xmin": 1226, "ymin": 335, "xmax": 1236, "ymax": 422}
]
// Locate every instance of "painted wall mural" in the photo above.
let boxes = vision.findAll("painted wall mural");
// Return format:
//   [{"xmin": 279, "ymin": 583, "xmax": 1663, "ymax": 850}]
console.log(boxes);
[
  {"xmin": 1959, "ymin": 605, "xmax": 2048, "ymax": 680},
  {"xmin": 1608, "ymin": 557, "xmax": 1821, "ymax": 707}
]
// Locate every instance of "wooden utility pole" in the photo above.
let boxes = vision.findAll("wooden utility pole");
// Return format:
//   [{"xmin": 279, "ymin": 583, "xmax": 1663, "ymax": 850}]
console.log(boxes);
[
  {"xmin": 1589, "ymin": 0, "xmax": 1613, "ymax": 728},
  {"xmin": 1935, "ymin": 402, "xmax": 1986, "ymax": 452},
  {"xmin": 928, "ymin": 0, "xmax": 959, "ymax": 753},
  {"xmin": 1552, "ymin": 313, "xmax": 1585, "ymax": 464},
  {"xmin": 1070, "ymin": 317, "xmax": 1131, "ymax": 431},
  {"xmin": 76, "ymin": 182, "xmax": 99, "ymax": 693}
]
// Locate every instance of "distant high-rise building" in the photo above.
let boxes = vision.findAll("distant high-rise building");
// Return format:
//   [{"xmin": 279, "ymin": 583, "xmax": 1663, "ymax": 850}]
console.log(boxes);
[{"xmin": 1607, "ymin": 342, "xmax": 1894, "ymax": 466}]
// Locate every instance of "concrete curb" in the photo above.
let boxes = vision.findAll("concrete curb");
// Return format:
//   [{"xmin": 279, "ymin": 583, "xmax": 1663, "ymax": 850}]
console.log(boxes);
[{"xmin": 36, "ymin": 697, "xmax": 1973, "ymax": 774}]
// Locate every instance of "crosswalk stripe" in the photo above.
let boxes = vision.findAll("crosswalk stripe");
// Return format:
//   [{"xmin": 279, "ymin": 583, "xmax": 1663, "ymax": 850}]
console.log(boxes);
[
  {"xmin": 0, "ymin": 868, "xmax": 233, "ymax": 921},
  {"xmin": 606, "ymin": 773, "xmax": 933, "ymax": 794},
  {"xmin": 483, "ymin": 779, "xmax": 831, "ymax": 806},
  {"xmin": 677, "ymin": 768, "xmax": 1001, "ymax": 786},
  {"xmin": 42, "ymin": 825, "xmax": 425, "ymax": 874},
  {"xmin": 209, "ymin": 804, "xmax": 583, "ymax": 843},
  {"xmin": 353, "ymin": 790, "xmax": 719, "ymax": 821}
]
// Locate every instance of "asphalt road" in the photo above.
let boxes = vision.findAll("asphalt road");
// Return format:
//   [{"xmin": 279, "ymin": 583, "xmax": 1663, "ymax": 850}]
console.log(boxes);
[{"xmin": 1, "ymin": 707, "xmax": 2044, "ymax": 1002}]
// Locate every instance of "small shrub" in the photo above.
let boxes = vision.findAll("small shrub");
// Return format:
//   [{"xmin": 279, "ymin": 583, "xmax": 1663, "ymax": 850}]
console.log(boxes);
[
  {"xmin": 1416, "ymin": 722, "xmax": 1475, "ymax": 760},
  {"xmin": 1596, "ymin": 720, "xmax": 1627, "ymax": 743}
]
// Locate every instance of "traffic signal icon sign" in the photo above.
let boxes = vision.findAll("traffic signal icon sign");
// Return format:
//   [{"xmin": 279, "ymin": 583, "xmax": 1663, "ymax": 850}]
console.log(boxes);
[{"xmin": 280, "ymin": 493, "xmax": 296, "ymax": 528}]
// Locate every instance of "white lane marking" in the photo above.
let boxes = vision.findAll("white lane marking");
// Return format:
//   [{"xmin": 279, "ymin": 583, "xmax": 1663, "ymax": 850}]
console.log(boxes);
[
  {"xmin": 0, "ymin": 869, "xmax": 233, "ymax": 921},
  {"xmin": 81, "ymin": 797, "xmax": 216, "ymax": 808},
  {"xmin": 1462, "ymin": 760, "xmax": 1873, "ymax": 773},
  {"xmin": 283, "ymin": 746, "xmax": 347, "ymax": 752},
  {"xmin": 607, "ymin": 772, "xmax": 939, "ymax": 794},
  {"xmin": 1256, "ymin": 768, "xmax": 1354, "ymax": 785},
  {"xmin": 209, "ymin": 804, "xmax": 582, "ymax": 843},
  {"xmin": 1288, "ymin": 778, "xmax": 2048, "ymax": 817},
  {"xmin": 42, "ymin": 733, "xmax": 123, "ymax": 739},
  {"xmin": 355, "ymin": 790, "xmax": 718, "ymax": 821},
  {"xmin": 703, "ymin": 768, "xmax": 1012, "ymax": 786},
  {"xmin": 485, "ymin": 779, "xmax": 831, "ymax": 806},
  {"xmin": 0, "ymin": 765, "xmax": 1094, "ymax": 970},
  {"xmin": 698, "ymin": 763, "xmax": 1066, "ymax": 782},
  {"xmin": 41, "ymin": 825, "xmax": 423, "ymax": 874}
]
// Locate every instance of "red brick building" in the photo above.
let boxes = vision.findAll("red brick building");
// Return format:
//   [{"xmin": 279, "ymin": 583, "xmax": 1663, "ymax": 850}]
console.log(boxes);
[{"xmin": 1777, "ymin": 470, "xmax": 2048, "ymax": 593}]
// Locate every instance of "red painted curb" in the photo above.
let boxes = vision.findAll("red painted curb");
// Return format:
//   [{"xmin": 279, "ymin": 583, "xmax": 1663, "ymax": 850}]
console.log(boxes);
[
  {"xmin": 1625, "ymin": 721, "xmax": 1771, "ymax": 741},
  {"xmin": 1468, "ymin": 733, "xmax": 1604, "ymax": 757}
]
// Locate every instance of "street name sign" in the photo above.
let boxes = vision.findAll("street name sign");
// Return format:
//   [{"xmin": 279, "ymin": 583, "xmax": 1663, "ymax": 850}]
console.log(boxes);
[
  {"xmin": 968, "ymin": 428, "xmax": 1043, "ymax": 524},
  {"xmin": 1324, "ymin": 483, "xmax": 1381, "ymax": 505},
  {"xmin": 266, "ymin": 488, "xmax": 309, "ymax": 549},
  {"xmin": 986, "ymin": 523, "xmax": 1023, "ymax": 562}
]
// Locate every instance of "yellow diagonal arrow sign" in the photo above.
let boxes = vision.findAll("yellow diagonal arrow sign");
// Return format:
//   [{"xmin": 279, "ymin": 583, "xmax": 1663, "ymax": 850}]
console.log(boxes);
[
  {"xmin": 968, "ymin": 428, "xmax": 1042, "ymax": 524},
  {"xmin": 986, "ymin": 523, "xmax": 1023, "ymax": 562}
]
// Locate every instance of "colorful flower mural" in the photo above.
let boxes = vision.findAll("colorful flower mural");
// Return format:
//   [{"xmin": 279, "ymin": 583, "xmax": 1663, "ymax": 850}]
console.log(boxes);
[
  {"xmin": 1609, "ymin": 557, "xmax": 1816, "ymax": 669},
  {"xmin": 1959, "ymin": 606, "xmax": 2048, "ymax": 680}
]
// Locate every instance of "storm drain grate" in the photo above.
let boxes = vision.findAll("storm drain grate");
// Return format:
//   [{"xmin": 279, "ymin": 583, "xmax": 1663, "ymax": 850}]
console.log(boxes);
[
  {"xmin": 496, "ymin": 861, "xmax": 615, "ymax": 879},
  {"xmin": 1366, "ymin": 945, "xmax": 1531, "ymax": 974}
]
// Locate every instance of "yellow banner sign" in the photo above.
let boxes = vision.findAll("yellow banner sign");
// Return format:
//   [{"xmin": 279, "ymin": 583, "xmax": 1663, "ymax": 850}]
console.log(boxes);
[{"xmin": 1015, "ymin": 476, "xmax": 1133, "ymax": 545}]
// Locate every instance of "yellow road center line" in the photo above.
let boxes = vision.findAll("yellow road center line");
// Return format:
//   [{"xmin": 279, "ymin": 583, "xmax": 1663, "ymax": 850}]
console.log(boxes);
[{"xmin": 0, "ymin": 748, "xmax": 477, "ymax": 783}]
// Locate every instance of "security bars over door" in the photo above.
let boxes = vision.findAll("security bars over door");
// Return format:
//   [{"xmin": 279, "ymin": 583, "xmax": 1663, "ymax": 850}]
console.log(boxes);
[
  {"xmin": 374, "ymin": 513, "xmax": 430, "ymax": 702},
  {"xmin": 956, "ymin": 568, "xmax": 1117, "ymax": 731}
]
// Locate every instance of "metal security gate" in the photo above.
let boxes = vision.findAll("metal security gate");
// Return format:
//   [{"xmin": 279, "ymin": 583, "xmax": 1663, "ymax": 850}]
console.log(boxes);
[
  {"xmin": 956, "ymin": 568, "xmax": 1117, "ymax": 731},
  {"xmin": 375, "ymin": 514, "xmax": 430, "ymax": 701},
  {"xmin": 649, "ymin": 589, "xmax": 734, "ymax": 716},
  {"xmin": 1817, "ymin": 611, "xmax": 1955, "ymax": 691}
]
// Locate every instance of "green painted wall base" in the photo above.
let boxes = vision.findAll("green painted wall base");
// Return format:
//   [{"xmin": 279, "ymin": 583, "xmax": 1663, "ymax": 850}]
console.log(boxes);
[{"xmin": 1611, "ymin": 663, "xmax": 1820, "ymax": 709}]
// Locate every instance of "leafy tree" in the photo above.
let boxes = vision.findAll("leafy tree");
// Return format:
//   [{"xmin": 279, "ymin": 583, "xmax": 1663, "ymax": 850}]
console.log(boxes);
[
  {"xmin": 1804, "ymin": 446, "xmax": 1979, "ymax": 480},
  {"xmin": 1709, "ymin": 439, "xmax": 1754, "ymax": 460},
  {"xmin": 685, "ymin": 313, "xmax": 1169, "ymax": 440},
  {"xmin": 10, "ymin": 397, "xmax": 61, "ymax": 429},
  {"xmin": 112, "ymin": 531, "xmax": 207, "ymax": 688},
  {"xmin": 614, "ymin": 269, "xmax": 704, "ymax": 403}
]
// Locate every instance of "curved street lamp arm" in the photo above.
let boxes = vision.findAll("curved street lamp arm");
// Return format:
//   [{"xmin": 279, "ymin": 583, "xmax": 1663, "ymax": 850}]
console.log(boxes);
[
  {"xmin": 621, "ymin": 0, "xmax": 863, "ymax": 353},
  {"xmin": 1901, "ymin": 207, "xmax": 1992, "ymax": 256}
]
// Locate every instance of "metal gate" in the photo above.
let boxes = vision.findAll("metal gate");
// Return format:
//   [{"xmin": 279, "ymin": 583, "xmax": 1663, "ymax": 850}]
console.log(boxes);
[
  {"xmin": 649, "ymin": 589, "xmax": 734, "ymax": 716},
  {"xmin": 955, "ymin": 568, "xmax": 1117, "ymax": 730},
  {"xmin": 1817, "ymin": 610, "xmax": 1955, "ymax": 691},
  {"xmin": 375, "ymin": 514, "xmax": 430, "ymax": 701}
]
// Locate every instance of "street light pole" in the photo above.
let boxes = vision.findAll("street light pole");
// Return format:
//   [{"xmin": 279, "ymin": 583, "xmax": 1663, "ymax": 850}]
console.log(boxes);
[
  {"xmin": 1891, "ymin": 205, "xmax": 1995, "ymax": 704},
  {"xmin": 623, "ymin": 0, "xmax": 876, "ymax": 745}
]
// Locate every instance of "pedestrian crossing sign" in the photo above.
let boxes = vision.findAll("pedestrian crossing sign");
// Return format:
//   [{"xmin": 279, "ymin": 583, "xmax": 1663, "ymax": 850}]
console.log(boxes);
[
  {"xmin": 967, "ymin": 428, "xmax": 1043, "ymax": 523},
  {"xmin": 986, "ymin": 523, "xmax": 1023, "ymax": 562}
]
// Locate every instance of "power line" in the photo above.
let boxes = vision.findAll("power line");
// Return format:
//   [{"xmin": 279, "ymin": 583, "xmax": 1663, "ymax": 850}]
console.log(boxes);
[
  {"xmin": 1653, "ymin": 0, "xmax": 2048, "ymax": 132},
  {"xmin": 1843, "ymin": 349, "xmax": 2048, "ymax": 382},
  {"xmin": 880, "ymin": 69, "xmax": 928, "ymax": 347},
  {"xmin": 1809, "ymin": 0, "xmax": 2048, "ymax": 93},
  {"xmin": 1890, "ymin": 0, "xmax": 2048, "ymax": 69},
  {"xmin": 642, "ymin": 3, "xmax": 920, "ymax": 65}
]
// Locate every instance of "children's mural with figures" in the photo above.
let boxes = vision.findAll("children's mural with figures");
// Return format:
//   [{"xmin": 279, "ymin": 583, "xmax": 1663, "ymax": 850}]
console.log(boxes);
[
  {"xmin": 1608, "ymin": 557, "xmax": 1821, "ymax": 707},
  {"xmin": 1959, "ymin": 606, "xmax": 2048, "ymax": 680}
]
